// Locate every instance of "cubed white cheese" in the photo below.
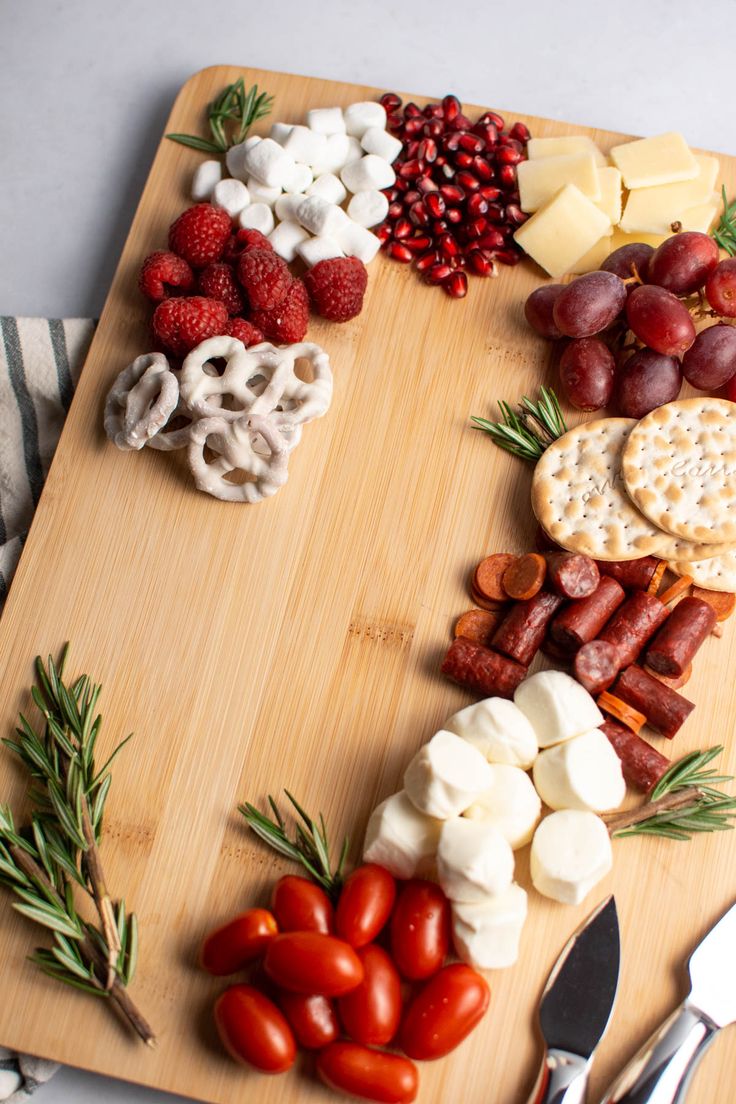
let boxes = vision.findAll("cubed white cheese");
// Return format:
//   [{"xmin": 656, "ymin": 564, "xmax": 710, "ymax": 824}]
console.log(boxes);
[
  {"xmin": 437, "ymin": 818, "xmax": 514, "ymax": 902},
  {"xmin": 443, "ymin": 697, "xmax": 538, "ymax": 769},
  {"xmin": 363, "ymin": 790, "xmax": 442, "ymax": 879},
  {"xmin": 463, "ymin": 764, "xmax": 541, "ymax": 848},
  {"xmin": 451, "ymin": 884, "xmax": 528, "ymax": 969},
  {"xmin": 533, "ymin": 729, "xmax": 626, "ymax": 813},
  {"xmin": 531, "ymin": 810, "xmax": 612, "ymax": 905},
  {"xmin": 514, "ymin": 671, "xmax": 603, "ymax": 748},
  {"xmin": 404, "ymin": 730, "xmax": 493, "ymax": 819}
]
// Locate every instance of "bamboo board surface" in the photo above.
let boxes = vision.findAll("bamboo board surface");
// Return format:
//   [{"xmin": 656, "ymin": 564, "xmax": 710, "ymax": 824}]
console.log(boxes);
[{"xmin": 0, "ymin": 65, "xmax": 735, "ymax": 1104}]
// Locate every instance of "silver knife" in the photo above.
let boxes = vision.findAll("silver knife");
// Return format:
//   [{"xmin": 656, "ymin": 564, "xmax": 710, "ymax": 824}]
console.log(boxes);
[
  {"xmin": 527, "ymin": 895, "xmax": 620, "ymax": 1104},
  {"xmin": 599, "ymin": 897, "xmax": 736, "ymax": 1104}
]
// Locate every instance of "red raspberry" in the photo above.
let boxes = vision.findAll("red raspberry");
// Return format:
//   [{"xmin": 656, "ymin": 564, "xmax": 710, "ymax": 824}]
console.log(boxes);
[
  {"xmin": 222, "ymin": 228, "xmax": 274, "ymax": 264},
  {"xmin": 168, "ymin": 203, "xmax": 232, "ymax": 268},
  {"xmin": 138, "ymin": 250, "xmax": 195, "ymax": 302},
  {"xmin": 152, "ymin": 296, "xmax": 229, "ymax": 357},
  {"xmin": 251, "ymin": 279, "xmax": 309, "ymax": 344},
  {"xmin": 237, "ymin": 248, "xmax": 292, "ymax": 311},
  {"xmin": 225, "ymin": 318, "xmax": 265, "ymax": 347},
  {"xmin": 198, "ymin": 262, "xmax": 244, "ymax": 315},
  {"xmin": 304, "ymin": 256, "xmax": 368, "ymax": 322}
]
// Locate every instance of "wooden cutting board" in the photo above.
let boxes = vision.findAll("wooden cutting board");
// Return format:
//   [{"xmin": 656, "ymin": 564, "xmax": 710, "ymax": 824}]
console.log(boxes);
[{"xmin": 0, "ymin": 65, "xmax": 735, "ymax": 1104}]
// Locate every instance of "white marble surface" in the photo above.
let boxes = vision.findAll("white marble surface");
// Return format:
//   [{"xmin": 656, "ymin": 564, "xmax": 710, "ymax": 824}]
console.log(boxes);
[{"xmin": 3, "ymin": 0, "xmax": 735, "ymax": 1100}]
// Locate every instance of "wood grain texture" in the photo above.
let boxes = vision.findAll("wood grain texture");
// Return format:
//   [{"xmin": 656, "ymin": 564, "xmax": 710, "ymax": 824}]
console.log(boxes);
[{"xmin": 0, "ymin": 65, "xmax": 734, "ymax": 1103}]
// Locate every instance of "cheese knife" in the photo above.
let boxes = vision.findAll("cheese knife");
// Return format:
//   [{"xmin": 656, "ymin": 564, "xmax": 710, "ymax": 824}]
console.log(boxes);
[
  {"xmin": 599, "ymin": 897, "xmax": 736, "ymax": 1104},
  {"xmin": 528, "ymin": 895, "xmax": 620, "ymax": 1104}
]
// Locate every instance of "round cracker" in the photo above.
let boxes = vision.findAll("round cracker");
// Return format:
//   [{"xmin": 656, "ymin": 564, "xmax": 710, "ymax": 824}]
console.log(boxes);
[
  {"xmin": 532, "ymin": 418, "xmax": 670, "ymax": 561},
  {"xmin": 622, "ymin": 398, "xmax": 736, "ymax": 544},
  {"xmin": 670, "ymin": 548, "xmax": 736, "ymax": 593},
  {"xmin": 651, "ymin": 533, "xmax": 736, "ymax": 562}
]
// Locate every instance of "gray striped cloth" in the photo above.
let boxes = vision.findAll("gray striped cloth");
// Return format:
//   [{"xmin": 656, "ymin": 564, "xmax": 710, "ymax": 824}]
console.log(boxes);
[{"xmin": 0, "ymin": 316, "xmax": 95, "ymax": 1100}]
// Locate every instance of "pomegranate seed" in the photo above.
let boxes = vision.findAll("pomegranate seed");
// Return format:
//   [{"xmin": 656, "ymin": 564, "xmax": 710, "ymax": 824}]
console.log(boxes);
[
  {"xmin": 433, "ymin": 219, "xmax": 449, "ymax": 233},
  {"xmin": 418, "ymin": 137, "xmax": 438, "ymax": 162},
  {"xmin": 467, "ymin": 193, "xmax": 489, "ymax": 218},
  {"xmin": 453, "ymin": 151, "xmax": 475, "ymax": 170},
  {"xmin": 459, "ymin": 133, "xmax": 485, "ymax": 153},
  {"xmin": 509, "ymin": 121, "xmax": 531, "ymax": 143},
  {"xmin": 384, "ymin": 187, "xmax": 400, "ymax": 203},
  {"xmin": 495, "ymin": 247, "xmax": 523, "ymax": 265},
  {"xmin": 485, "ymin": 204, "xmax": 505, "ymax": 223},
  {"xmin": 442, "ymin": 94, "xmax": 461, "ymax": 121},
  {"xmin": 425, "ymin": 192, "xmax": 446, "ymax": 219},
  {"xmin": 423, "ymin": 119, "xmax": 444, "ymax": 139},
  {"xmin": 394, "ymin": 218, "xmax": 412, "ymax": 240},
  {"xmin": 415, "ymin": 249, "xmax": 439, "ymax": 273},
  {"xmin": 380, "ymin": 92, "xmax": 402, "ymax": 112},
  {"xmin": 498, "ymin": 164, "xmax": 518, "ymax": 188},
  {"xmin": 449, "ymin": 113, "xmax": 472, "ymax": 131},
  {"xmin": 443, "ymin": 133, "xmax": 462, "ymax": 152},
  {"xmin": 399, "ymin": 158, "xmax": 423, "ymax": 179},
  {"xmin": 426, "ymin": 263, "xmax": 453, "ymax": 285},
  {"xmin": 466, "ymin": 249, "xmax": 495, "ymax": 276},
  {"xmin": 437, "ymin": 232, "xmax": 460, "ymax": 258},
  {"xmin": 505, "ymin": 203, "xmax": 527, "ymax": 226},
  {"xmin": 388, "ymin": 201, "xmax": 403, "ymax": 220},
  {"xmin": 451, "ymin": 253, "xmax": 467, "ymax": 269},
  {"xmin": 472, "ymin": 123, "xmax": 498, "ymax": 146},
  {"xmin": 440, "ymin": 162, "xmax": 456, "ymax": 180},
  {"xmin": 409, "ymin": 200, "xmax": 430, "ymax": 226},
  {"xmin": 388, "ymin": 241, "xmax": 414, "ymax": 263},
  {"xmin": 435, "ymin": 155, "xmax": 448, "ymax": 168},
  {"xmin": 440, "ymin": 184, "xmax": 465, "ymax": 204},
  {"xmin": 404, "ymin": 117, "xmax": 424, "ymax": 138},
  {"xmin": 444, "ymin": 271, "xmax": 468, "ymax": 298},
  {"xmin": 387, "ymin": 112, "xmax": 404, "ymax": 133},
  {"xmin": 479, "ymin": 185, "xmax": 502, "ymax": 201},
  {"xmin": 477, "ymin": 229, "xmax": 506, "ymax": 250},
  {"xmin": 456, "ymin": 170, "xmax": 480, "ymax": 192},
  {"xmin": 417, "ymin": 176, "xmax": 439, "ymax": 194},
  {"xmin": 499, "ymin": 136, "xmax": 523, "ymax": 153},
  {"xmin": 376, "ymin": 222, "xmax": 392, "ymax": 243},
  {"xmin": 406, "ymin": 139, "xmax": 421, "ymax": 159},
  {"xmin": 403, "ymin": 189, "xmax": 421, "ymax": 207},
  {"xmin": 404, "ymin": 102, "xmax": 422, "ymax": 117},
  {"xmin": 466, "ymin": 217, "xmax": 489, "ymax": 239},
  {"xmin": 497, "ymin": 146, "xmax": 523, "ymax": 165},
  {"xmin": 479, "ymin": 110, "xmax": 505, "ymax": 129},
  {"xmin": 472, "ymin": 157, "xmax": 494, "ymax": 182},
  {"xmin": 446, "ymin": 207, "xmax": 463, "ymax": 224},
  {"xmin": 394, "ymin": 177, "xmax": 409, "ymax": 193},
  {"xmin": 405, "ymin": 233, "xmax": 433, "ymax": 253}
]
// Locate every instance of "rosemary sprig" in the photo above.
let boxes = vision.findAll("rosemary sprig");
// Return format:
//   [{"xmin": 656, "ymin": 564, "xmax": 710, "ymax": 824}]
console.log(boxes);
[
  {"xmin": 167, "ymin": 79, "xmax": 274, "ymax": 154},
  {"xmin": 240, "ymin": 791, "xmax": 348, "ymax": 898},
  {"xmin": 606, "ymin": 746, "xmax": 736, "ymax": 841},
  {"xmin": 0, "ymin": 647, "xmax": 154, "ymax": 1044},
  {"xmin": 471, "ymin": 386, "xmax": 568, "ymax": 461},
  {"xmin": 712, "ymin": 187, "xmax": 736, "ymax": 257}
]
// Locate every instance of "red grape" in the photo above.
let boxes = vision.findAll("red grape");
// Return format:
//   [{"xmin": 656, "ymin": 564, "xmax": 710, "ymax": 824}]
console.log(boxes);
[
  {"xmin": 681, "ymin": 323, "xmax": 736, "ymax": 390},
  {"xmin": 559, "ymin": 337, "xmax": 615, "ymax": 411},
  {"xmin": 705, "ymin": 258, "xmax": 736, "ymax": 317},
  {"xmin": 524, "ymin": 284, "xmax": 565, "ymax": 338},
  {"xmin": 625, "ymin": 285, "xmax": 695, "ymax": 357},
  {"xmin": 725, "ymin": 373, "xmax": 736, "ymax": 402},
  {"xmin": 615, "ymin": 348, "xmax": 682, "ymax": 418},
  {"xmin": 601, "ymin": 242, "xmax": 653, "ymax": 281},
  {"xmin": 647, "ymin": 232, "xmax": 719, "ymax": 296},
  {"xmin": 552, "ymin": 271, "xmax": 627, "ymax": 338}
]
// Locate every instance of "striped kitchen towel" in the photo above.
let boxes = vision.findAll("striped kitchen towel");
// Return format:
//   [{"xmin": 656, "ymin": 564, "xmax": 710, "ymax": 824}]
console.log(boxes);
[{"xmin": 0, "ymin": 316, "xmax": 95, "ymax": 1101}]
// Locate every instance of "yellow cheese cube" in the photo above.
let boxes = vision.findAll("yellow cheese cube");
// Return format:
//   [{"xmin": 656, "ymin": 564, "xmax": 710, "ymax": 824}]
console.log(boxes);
[
  {"xmin": 527, "ymin": 135, "xmax": 607, "ymax": 167},
  {"xmin": 594, "ymin": 167, "xmax": 622, "ymax": 227},
  {"xmin": 569, "ymin": 235, "xmax": 616, "ymax": 274},
  {"xmin": 678, "ymin": 201, "xmax": 719, "ymax": 234},
  {"xmin": 609, "ymin": 228, "xmax": 668, "ymax": 252},
  {"xmin": 619, "ymin": 156, "xmax": 720, "ymax": 234},
  {"xmin": 514, "ymin": 184, "xmax": 612, "ymax": 277},
  {"xmin": 610, "ymin": 132, "xmax": 698, "ymax": 188},
  {"xmin": 518, "ymin": 154, "xmax": 601, "ymax": 213}
]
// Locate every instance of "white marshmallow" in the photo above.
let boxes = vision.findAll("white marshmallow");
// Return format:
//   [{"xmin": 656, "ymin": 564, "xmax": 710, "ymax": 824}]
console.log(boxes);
[
  {"xmin": 191, "ymin": 159, "xmax": 222, "ymax": 202},
  {"xmin": 211, "ymin": 178, "xmax": 250, "ymax": 218},
  {"xmin": 275, "ymin": 193, "xmax": 306, "ymax": 222},
  {"xmin": 312, "ymin": 134, "xmax": 364, "ymax": 176},
  {"xmin": 363, "ymin": 790, "xmax": 442, "ymax": 879},
  {"xmin": 270, "ymin": 122, "xmax": 293, "ymax": 145},
  {"xmin": 307, "ymin": 107, "xmax": 346, "ymax": 135},
  {"xmin": 341, "ymin": 155, "xmax": 396, "ymax": 194},
  {"xmin": 244, "ymin": 136, "xmax": 261, "ymax": 150},
  {"xmin": 451, "ymin": 884, "xmax": 528, "ymax": 970},
  {"xmin": 0, "ymin": 1070, "xmax": 22, "ymax": 1097},
  {"xmin": 463, "ymin": 765, "xmax": 542, "ymax": 849},
  {"xmin": 283, "ymin": 162, "xmax": 314, "ymax": 194},
  {"xmin": 347, "ymin": 189, "xmax": 389, "ymax": 228},
  {"xmin": 246, "ymin": 178, "xmax": 283, "ymax": 207},
  {"xmin": 437, "ymin": 818, "xmax": 514, "ymax": 903},
  {"xmin": 226, "ymin": 141, "xmax": 250, "ymax": 182},
  {"xmin": 297, "ymin": 195, "xmax": 349, "ymax": 237},
  {"xmin": 243, "ymin": 138, "xmax": 296, "ymax": 188},
  {"xmin": 238, "ymin": 203, "xmax": 275, "ymax": 235},
  {"xmin": 306, "ymin": 173, "xmax": 347, "ymax": 205},
  {"xmin": 531, "ymin": 810, "xmax": 613, "ymax": 905},
  {"xmin": 514, "ymin": 671, "xmax": 603, "ymax": 748},
  {"xmin": 297, "ymin": 236, "xmax": 345, "ymax": 267},
  {"xmin": 344, "ymin": 101, "xmax": 388, "ymax": 138},
  {"xmin": 444, "ymin": 697, "xmax": 539, "ymax": 769},
  {"xmin": 404, "ymin": 730, "xmax": 493, "ymax": 820},
  {"xmin": 283, "ymin": 125, "xmax": 328, "ymax": 168},
  {"xmin": 533, "ymin": 729, "xmax": 626, "ymax": 813},
  {"xmin": 334, "ymin": 220, "xmax": 381, "ymax": 264},
  {"xmin": 361, "ymin": 126, "xmax": 403, "ymax": 163},
  {"xmin": 268, "ymin": 220, "xmax": 309, "ymax": 263}
]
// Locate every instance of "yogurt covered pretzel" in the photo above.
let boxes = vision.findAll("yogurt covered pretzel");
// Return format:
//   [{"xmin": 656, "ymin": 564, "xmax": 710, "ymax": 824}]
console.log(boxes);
[
  {"xmin": 188, "ymin": 412, "xmax": 290, "ymax": 503},
  {"xmin": 104, "ymin": 353, "xmax": 179, "ymax": 451}
]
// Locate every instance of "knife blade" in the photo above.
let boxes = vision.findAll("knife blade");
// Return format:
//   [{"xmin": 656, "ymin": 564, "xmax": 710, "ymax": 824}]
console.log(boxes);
[
  {"xmin": 528, "ymin": 895, "xmax": 620, "ymax": 1104},
  {"xmin": 599, "ymin": 897, "xmax": 736, "ymax": 1104}
]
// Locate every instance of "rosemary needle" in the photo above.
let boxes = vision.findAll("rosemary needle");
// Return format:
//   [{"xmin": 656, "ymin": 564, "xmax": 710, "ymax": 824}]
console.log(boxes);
[
  {"xmin": 167, "ymin": 79, "xmax": 274, "ymax": 155},
  {"xmin": 471, "ymin": 386, "xmax": 568, "ymax": 462},
  {"xmin": 713, "ymin": 187, "xmax": 736, "ymax": 258}
]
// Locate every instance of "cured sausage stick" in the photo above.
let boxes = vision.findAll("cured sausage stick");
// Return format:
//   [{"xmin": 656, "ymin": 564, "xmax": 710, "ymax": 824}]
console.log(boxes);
[
  {"xmin": 491, "ymin": 591, "xmax": 564, "ymax": 667},
  {"xmin": 600, "ymin": 719, "xmax": 670, "ymax": 793},
  {"xmin": 550, "ymin": 576, "xmax": 626, "ymax": 651},
  {"xmin": 544, "ymin": 552, "xmax": 600, "ymax": 599},
  {"xmin": 573, "ymin": 641, "xmax": 619, "ymax": 696},
  {"xmin": 598, "ymin": 591, "xmax": 669, "ymax": 669},
  {"xmin": 613, "ymin": 664, "xmax": 695, "ymax": 740},
  {"xmin": 645, "ymin": 597, "xmax": 717, "ymax": 678},
  {"xmin": 596, "ymin": 557, "xmax": 661, "ymax": 591},
  {"xmin": 441, "ymin": 637, "xmax": 528, "ymax": 700}
]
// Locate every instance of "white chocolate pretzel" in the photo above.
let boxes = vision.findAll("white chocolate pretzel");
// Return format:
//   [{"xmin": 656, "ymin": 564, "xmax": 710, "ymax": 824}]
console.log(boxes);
[
  {"xmin": 104, "ymin": 353, "xmax": 179, "ymax": 451},
  {"xmin": 188, "ymin": 412, "xmax": 290, "ymax": 503}
]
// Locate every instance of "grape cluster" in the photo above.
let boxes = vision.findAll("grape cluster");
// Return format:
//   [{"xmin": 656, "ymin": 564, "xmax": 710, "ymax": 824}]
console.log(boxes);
[{"xmin": 524, "ymin": 232, "xmax": 736, "ymax": 417}]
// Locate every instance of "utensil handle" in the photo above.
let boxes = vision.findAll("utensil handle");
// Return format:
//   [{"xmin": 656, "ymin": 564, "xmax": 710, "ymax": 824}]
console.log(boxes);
[
  {"xmin": 527, "ymin": 1048, "xmax": 590, "ymax": 1104},
  {"xmin": 598, "ymin": 1002, "xmax": 719, "ymax": 1104}
]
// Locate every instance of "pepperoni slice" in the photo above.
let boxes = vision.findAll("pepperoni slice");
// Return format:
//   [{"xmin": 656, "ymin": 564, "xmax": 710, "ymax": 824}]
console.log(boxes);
[
  {"xmin": 502, "ymin": 553, "xmax": 546, "ymax": 600},
  {"xmin": 454, "ymin": 609, "xmax": 502, "ymax": 644},
  {"xmin": 474, "ymin": 554, "xmax": 518, "ymax": 602},
  {"xmin": 692, "ymin": 587, "xmax": 736, "ymax": 622}
]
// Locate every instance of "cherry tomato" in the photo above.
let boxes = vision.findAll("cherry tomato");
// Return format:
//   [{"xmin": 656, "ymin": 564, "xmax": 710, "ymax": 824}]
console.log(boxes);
[
  {"xmin": 264, "ymin": 931, "xmax": 364, "ymax": 995},
  {"xmin": 338, "ymin": 944, "xmax": 402, "ymax": 1046},
  {"xmin": 390, "ymin": 880, "xmax": 450, "ymax": 980},
  {"xmin": 271, "ymin": 874, "xmax": 334, "ymax": 933},
  {"xmin": 278, "ymin": 992, "xmax": 339, "ymax": 1049},
  {"xmin": 214, "ymin": 984, "xmax": 295, "ymax": 1073},
  {"xmin": 316, "ymin": 1041, "xmax": 418, "ymax": 1104},
  {"xmin": 399, "ymin": 963, "xmax": 490, "ymax": 1060},
  {"xmin": 336, "ymin": 864, "xmax": 396, "ymax": 948},
  {"xmin": 199, "ymin": 908, "xmax": 278, "ymax": 976}
]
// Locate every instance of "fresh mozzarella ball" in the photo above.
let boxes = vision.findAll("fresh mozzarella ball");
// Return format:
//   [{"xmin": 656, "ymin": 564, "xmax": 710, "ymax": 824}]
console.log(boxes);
[
  {"xmin": 533, "ymin": 729, "xmax": 626, "ymax": 813},
  {"xmin": 451, "ymin": 884, "xmax": 528, "ymax": 969},
  {"xmin": 436, "ymin": 818, "xmax": 514, "ymax": 903},
  {"xmin": 404, "ymin": 731, "xmax": 493, "ymax": 819},
  {"xmin": 531, "ymin": 810, "xmax": 612, "ymax": 905},
  {"xmin": 444, "ymin": 697, "xmax": 538, "ymax": 769},
  {"xmin": 362, "ymin": 790, "xmax": 442, "ymax": 879},
  {"xmin": 463, "ymin": 765, "xmax": 542, "ymax": 849},
  {"xmin": 514, "ymin": 671, "xmax": 603, "ymax": 748}
]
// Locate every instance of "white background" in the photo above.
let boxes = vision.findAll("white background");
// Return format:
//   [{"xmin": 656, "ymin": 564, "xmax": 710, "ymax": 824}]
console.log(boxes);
[{"xmin": 1, "ymin": 0, "xmax": 734, "ymax": 1099}]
